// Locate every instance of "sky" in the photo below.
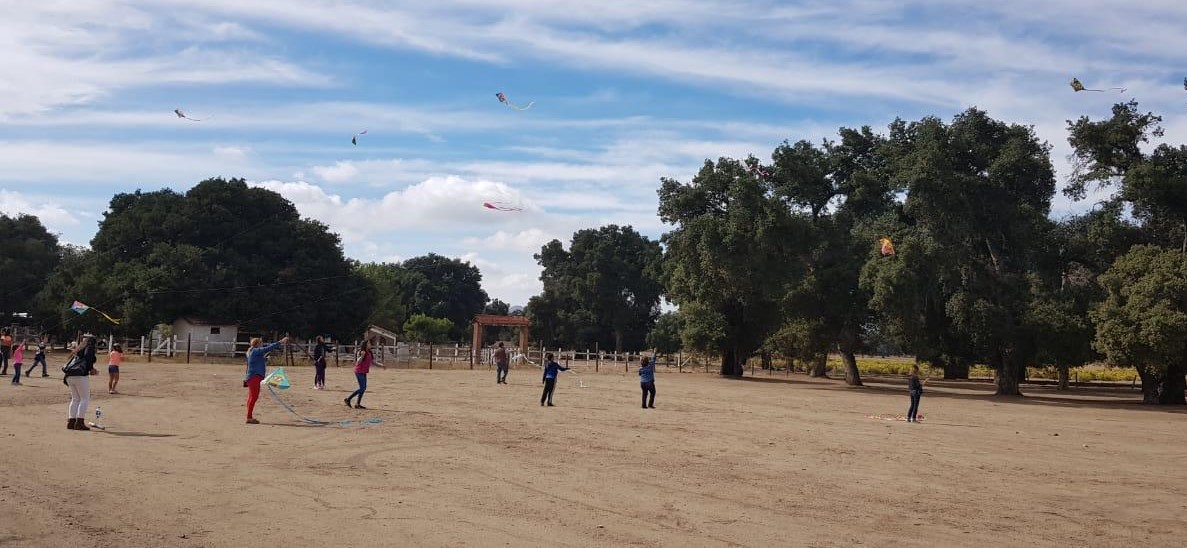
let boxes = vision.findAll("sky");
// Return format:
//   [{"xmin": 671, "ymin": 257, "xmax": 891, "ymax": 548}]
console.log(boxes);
[{"xmin": 2, "ymin": 1, "xmax": 1187, "ymax": 307}]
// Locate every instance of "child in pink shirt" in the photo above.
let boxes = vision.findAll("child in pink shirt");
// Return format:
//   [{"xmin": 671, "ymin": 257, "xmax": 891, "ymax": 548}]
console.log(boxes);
[
  {"xmin": 10, "ymin": 340, "xmax": 25, "ymax": 385},
  {"xmin": 107, "ymin": 344, "xmax": 124, "ymax": 394}
]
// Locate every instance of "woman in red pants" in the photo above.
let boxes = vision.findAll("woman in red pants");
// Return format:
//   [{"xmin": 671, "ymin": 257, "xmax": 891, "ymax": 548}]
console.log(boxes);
[{"xmin": 244, "ymin": 336, "xmax": 288, "ymax": 424}]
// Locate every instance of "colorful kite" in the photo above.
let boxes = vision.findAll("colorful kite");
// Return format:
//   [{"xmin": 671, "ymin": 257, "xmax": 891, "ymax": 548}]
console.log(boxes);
[
  {"xmin": 1069, "ymin": 78, "xmax": 1125, "ymax": 93},
  {"xmin": 262, "ymin": 367, "xmax": 291, "ymax": 389},
  {"xmin": 483, "ymin": 201, "xmax": 523, "ymax": 212},
  {"xmin": 352, "ymin": 129, "xmax": 368, "ymax": 146},
  {"xmin": 173, "ymin": 108, "xmax": 202, "ymax": 121},
  {"xmin": 879, "ymin": 237, "xmax": 896, "ymax": 257},
  {"xmin": 495, "ymin": 92, "xmax": 534, "ymax": 111},
  {"xmin": 70, "ymin": 300, "xmax": 120, "ymax": 325}
]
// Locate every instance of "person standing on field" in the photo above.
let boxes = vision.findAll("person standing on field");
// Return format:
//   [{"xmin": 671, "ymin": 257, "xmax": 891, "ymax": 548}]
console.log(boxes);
[
  {"xmin": 494, "ymin": 342, "xmax": 509, "ymax": 384},
  {"xmin": 540, "ymin": 352, "xmax": 568, "ymax": 407},
  {"xmin": 638, "ymin": 355, "xmax": 656, "ymax": 409}
]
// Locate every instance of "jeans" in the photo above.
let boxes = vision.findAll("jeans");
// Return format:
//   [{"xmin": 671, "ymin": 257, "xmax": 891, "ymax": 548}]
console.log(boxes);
[
  {"xmin": 0, "ymin": 352, "xmax": 7, "ymax": 375},
  {"xmin": 314, "ymin": 363, "xmax": 326, "ymax": 387},
  {"xmin": 26, "ymin": 355, "xmax": 47, "ymax": 376},
  {"xmin": 907, "ymin": 390, "xmax": 922, "ymax": 422},
  {"xmin": 641, "ymin": 382, "xmax": 656, "ymax": 407},
  {"xmin": 348, "ymin": 373, "xmax": 368, "ymax": 405},
  {"xmin": 541, "ymin": 378, "xmax": 556, "ymax": 405},
  {"xmin": 12, "ymin": 363, "xmax": 21, "ymax": 383},
  {"xmin": 496, "ymin": 363, "xmax": 508, "ymax": 383},
  {"xmin": 66, "ymin": 375, "xmax": 90, "ymax": 419}
]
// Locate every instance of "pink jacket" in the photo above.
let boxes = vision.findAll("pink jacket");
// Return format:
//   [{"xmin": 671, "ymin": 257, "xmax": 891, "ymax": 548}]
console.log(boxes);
[{"xmin": 354, "ymin": 350, "xmax": 374, "ymax": 374}]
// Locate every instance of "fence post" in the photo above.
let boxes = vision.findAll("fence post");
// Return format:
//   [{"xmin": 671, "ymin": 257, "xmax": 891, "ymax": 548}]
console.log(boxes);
[
  {"xmin": 678, "ymin": 350, "xmax": 682, "ymax": 373},
  {"xmin": 429, "ymin": 342, "xmax": 434, "ymax": 370},
  {"xmin": 147, "ymin": 335, "xmax": 153, "ymax": 363},
  {"xmin": 595, "ymin": 343, "xmax": 600, "ymax": 372},
  {"xmin": 186, "ymin": 333, "xmax": 192, "ymax": 363}
]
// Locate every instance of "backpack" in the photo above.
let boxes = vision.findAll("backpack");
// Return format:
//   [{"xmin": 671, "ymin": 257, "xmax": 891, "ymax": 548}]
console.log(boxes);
[{"xmin": 61, "ymin": 354, "xmax": 88, "ymax": 376}]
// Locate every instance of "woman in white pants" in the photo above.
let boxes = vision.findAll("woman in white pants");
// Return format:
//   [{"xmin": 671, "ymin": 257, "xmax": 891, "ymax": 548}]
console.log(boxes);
[{"xmin": 63, "ymin": 336, "xmax": 99, "ymax": 431}]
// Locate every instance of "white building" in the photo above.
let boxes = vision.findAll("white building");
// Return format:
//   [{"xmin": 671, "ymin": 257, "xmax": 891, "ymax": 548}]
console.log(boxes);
[{"xmin": 171, "ymin": 317, "xmax": 239, "ymax": 356}]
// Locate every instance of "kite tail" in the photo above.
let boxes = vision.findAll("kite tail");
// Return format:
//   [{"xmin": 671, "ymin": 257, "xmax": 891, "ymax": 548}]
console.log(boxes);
[
  {"xmin": 509, "ymin": 101, "xmax": 535, "ymax": 111},
  {"xmin": 266, "ymin": 385, "xmax": 328, "ymax": 425},
  {"xmin": 95, "ymin": 309, "xmax": 121, "ymax": 325}
]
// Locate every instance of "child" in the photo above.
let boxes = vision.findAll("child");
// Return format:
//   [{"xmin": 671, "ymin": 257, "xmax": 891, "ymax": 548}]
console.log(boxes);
[
  {"xmin": 540, "ymin": 352, "xmax": 569, "ymax": 407},
  {"xmin": 345, "ymin": 340, "xmax": 374, "ymax": 409},
  {"xmin": 25, "ymin": 339, "xmax": 48, "ymax": 378},
  {"xmin": 244, "ymin": 337, "xmax": 288, "ymax": 424},
  {"xmin": 0, "ymin": 328, "xmax": 10, "ymax": 376},
  {"xmin": 107, "ymin": 343, "xmax": 124, "ymax": 394},
  {"xmin": 494, "ymin": 342, "xmax": 509, "ymax": 384},
  {"xmin": 638, "ymin": 355, "xmax": 656, "ymax": 409},
  {"xmin": 312, "ymin": 335, "xmax": 331, "ymax": 390},
  {"xmin": 10, "ymin": 339, "xmax": 24, "ymax": 385},
  {"xmin": 64, "ymin": 336, "xmax": 98, "ymax": 430},
  {"xmin": 907, "ymin": 364, "xmax": 925, "ymax": 423}
]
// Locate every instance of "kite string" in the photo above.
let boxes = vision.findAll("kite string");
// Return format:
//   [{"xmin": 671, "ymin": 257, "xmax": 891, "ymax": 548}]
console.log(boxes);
[{"xmin": 266, "ymin": 385, "xmax": 327, "ymax": 425}]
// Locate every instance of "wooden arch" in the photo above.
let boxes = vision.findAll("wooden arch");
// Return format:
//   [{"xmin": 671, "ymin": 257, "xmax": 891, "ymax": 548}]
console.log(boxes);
[{"xmin": 471, "ymin": 314, "xmax": 530, "ymax": 367}]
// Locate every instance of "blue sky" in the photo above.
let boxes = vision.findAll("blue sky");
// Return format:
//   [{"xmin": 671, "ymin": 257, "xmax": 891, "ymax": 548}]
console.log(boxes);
[{"xmin": 3, "ymin": 1, "xmax": 1187, "ymax": 306}]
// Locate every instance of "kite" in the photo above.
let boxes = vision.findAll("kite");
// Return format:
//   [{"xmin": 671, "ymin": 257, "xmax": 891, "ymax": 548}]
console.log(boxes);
[
  {"xmin": 1069, "ymin": 78, "xmax": 1125, "ymax": 93},
  {"xmin": 352, "ymin": 129, "xmax": 368, "ymax": 146},
  {"xmin": 879, "ymin": 237, "xmax": 896, "ymax": 257},
  {"xmin": 262, "ymin": 367, "xmax": 291, "ymax": 389},
  {"xmin": 483, "ymin": 201, "xmax": 523, "ymax": 212},
  {"xmin": 262, "ymin": 368, "xmax": 327, "ymax": 424},
  {"xmin": 495, "ymin": 92, "xmax": 534, "ymax": 111},
  {"xmin": 174, "ymin": 108, "xmax": 203, "ymax": 121},
  {"xmin": 1183, "ymin": 77, "xmax": 1186, "ymax": 91},
  {"xmin": 864, "ymin": 413, "xmax": 924, "ymax": 422},
  {"xmin": 70, "ymin": 300, "xmax": 120, "ymax": 325}
]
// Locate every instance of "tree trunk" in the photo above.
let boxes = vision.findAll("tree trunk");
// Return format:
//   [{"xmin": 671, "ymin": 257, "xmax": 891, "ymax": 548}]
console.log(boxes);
[
  {"xmin": 840, "ymin": 350, "xmax": 862, "ymax": 386},
  {"xmin": 613, "ymin": 329, "xmax": 624, "ymax": 353},
  {"xmin": 1136, "ymin": 367, "xmax": 1161, "ymax": 404},
  {"xmin": 1157, "ymin": 363, "xmax": 1186, "ymax": 405},
  {"xmin": 993, "ymin": 351, "xmax": 1024, "ymax": 396},
  {"xmin": 809, "ymin": 354, "xmax": 828, "ymax": 377},
  {"xmin": 942, "ymin": 357, "xmax": 970, "ymax": 380},
  {"xmin": 837, "ymin": 326, "xmax": 862, "ymax": 386},
  {"xmin": 720, "ymin": 347, "xmax": 743, "ymax": 377},
  {"xmin": 1057, "ymin": 364, "xmax": 1070, "ymax": 391}
]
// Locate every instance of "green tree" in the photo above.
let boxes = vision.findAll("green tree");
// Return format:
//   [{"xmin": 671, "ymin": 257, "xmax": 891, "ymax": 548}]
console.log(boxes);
[
  {"xmin": 0, "ymin": 214, "xmax": 61, "ymax": 322},
  {"xmin": 531, "ymin": 225, "xmax": 663, "ymax": 352},
  {"xmin": 646, "ymin": 311, "xmax": 683, "ymax": 355},
  {"xmin": 767, "ymin": 126, "xmax": 894, "ymax": 385},
  {"xmin": 402, "ymin": 313, "xmax": 453, "ymax": 344},
  {"xmin": 403, "ymin": 253, "xmax": 488, "ymax": 340},
  {"xmin": 356, "ymin": 262, "xmax": 424, "ymax": 332},
  {"xmin": 1093, "ymin": 245, "xmax": 1187, "ymax": 404},
  {"xmin": 658, "ymin": 158, "xmax": 806, "ymax": 375},
  {"xmin": 46, "ymin": 179, "xmax": 375, "ymax": 338},
  {"xmin": 863, "ymin": 109, "xmax": 1056, "ymax": 395}
]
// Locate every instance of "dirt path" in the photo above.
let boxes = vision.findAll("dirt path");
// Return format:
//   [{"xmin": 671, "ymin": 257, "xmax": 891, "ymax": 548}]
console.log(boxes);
[{"xmin": 2, "ymin": 362, "xmax": 1184, "ymax": 547}]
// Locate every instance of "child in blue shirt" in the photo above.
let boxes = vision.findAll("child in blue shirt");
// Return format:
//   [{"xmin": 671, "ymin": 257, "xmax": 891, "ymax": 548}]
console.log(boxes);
[
  {"xmin": 638, "ymin": 355, "xmax": 656, "ymax": 409},
  {"xmin": 540, "ymin": 353, "xmax": 569, "ymax": 407}
]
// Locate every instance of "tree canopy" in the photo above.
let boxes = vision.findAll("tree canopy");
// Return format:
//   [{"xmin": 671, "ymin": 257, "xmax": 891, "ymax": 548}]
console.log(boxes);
[
  {"xmin": 403, "ymin": 253, "xmax": 488, "ymax": 340},
  {"xmin": 0, "ymin": 214, "xmax": 61, "ymax": 323}
]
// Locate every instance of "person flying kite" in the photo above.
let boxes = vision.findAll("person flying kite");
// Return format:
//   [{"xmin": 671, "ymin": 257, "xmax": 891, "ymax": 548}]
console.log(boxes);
[
  {"xmin": 495, "ymin": 92, "xmax": 534, "ymax": 111},
  {"xmin": 70, "ymin": 301, "xmax": 120, "ymax": 325},
  {"xmin": 1069, "ymin": 78, "xmax": 1125, "ymax": 93}
]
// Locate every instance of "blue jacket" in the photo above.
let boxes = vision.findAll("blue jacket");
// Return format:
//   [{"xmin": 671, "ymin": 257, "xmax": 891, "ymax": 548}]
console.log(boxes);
[
  {"xmin": 638, "ymin": 358, "xmax": 656, "ymax": 384},
  {"xmin": 542, "ymin": 360, "xmax": 568, "ymax": 381},
  {"xmin": 245, "ymin": 342, "xmax": 283, "ymax": 380}
]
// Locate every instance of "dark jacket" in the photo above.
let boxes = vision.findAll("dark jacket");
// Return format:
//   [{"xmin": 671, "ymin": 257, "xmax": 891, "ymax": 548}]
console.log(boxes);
[{"xmin": 908, "ymin": 374, "xmax": 923, "ymax": 394}]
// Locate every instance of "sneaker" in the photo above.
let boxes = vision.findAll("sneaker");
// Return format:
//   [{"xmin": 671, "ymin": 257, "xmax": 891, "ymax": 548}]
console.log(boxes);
[
  {"xmin": 648, "ymin": 405, "xmax": 655, "ymax": 409},
  {"xmin": 354, "ymin": 404, "xmax": 367, "ymax": 409},
  {"xmin": 344, "ymin": 397, "xmax": 352, "ymax": 407},
  {"xmin": 246, "ymin": 418, "xmax": 260, "ymax": 424},
  {"xmin": 546, "ymin": 403, "xmax": 555, "ymax": 407}
]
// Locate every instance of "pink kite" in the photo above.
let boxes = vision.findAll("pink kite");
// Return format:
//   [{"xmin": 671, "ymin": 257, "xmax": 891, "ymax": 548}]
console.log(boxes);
[
  {"xmin": 483, "ymin": 201, "xmax": 522, "ymax": 212},
  {"xmin": 495, "ymin": 92, "xmax": 534, "ymax": 111}
]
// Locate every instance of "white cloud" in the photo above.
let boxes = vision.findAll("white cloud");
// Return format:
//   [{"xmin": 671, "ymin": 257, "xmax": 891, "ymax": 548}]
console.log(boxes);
[{"xmin": 0, "ymin": 189, "xmax": 78, "ymax": 228}]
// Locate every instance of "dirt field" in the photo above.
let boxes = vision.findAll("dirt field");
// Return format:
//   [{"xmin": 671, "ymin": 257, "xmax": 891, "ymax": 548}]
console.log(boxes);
[{"xmin": 2, "ymin": 359, "xmax": 1185, "ymax": 547}]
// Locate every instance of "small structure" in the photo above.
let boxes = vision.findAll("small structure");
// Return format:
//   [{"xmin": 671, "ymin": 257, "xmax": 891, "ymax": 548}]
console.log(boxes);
[
  {"xmin": 470, "ymin": 314, "xmax": 530, "ymax": 368},
  {"xmin": 172, "ymin": 317, "xmax": 239, "ymax": 356}
]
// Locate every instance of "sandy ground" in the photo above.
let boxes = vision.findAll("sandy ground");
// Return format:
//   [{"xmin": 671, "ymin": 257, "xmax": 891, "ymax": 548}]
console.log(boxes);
[{"xmin": 1, "ymin": 359, "xmax": 1185, "ymax": 547}]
